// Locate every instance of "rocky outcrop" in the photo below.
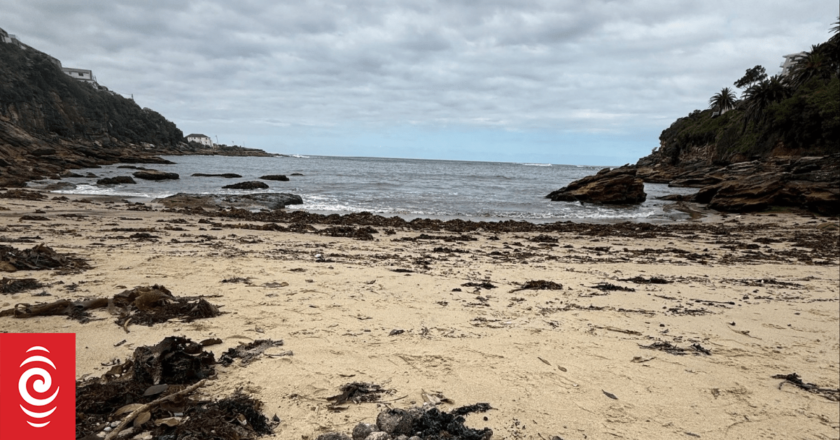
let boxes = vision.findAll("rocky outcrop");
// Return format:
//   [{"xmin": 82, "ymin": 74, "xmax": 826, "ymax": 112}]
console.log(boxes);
[
  {"xmin": 133, "ymin": 170, "xmax": 179, "ymax": 181},
  {"xmin": 192, "ymin": 173, "xmax": 242, "ymax": 178},
  {"xmin": 546, "ymin": 165, "xmax": 647, "ymax": 204},
  {"xmin": 688, "ymin": 155, "xmax": 840, "ymax": 215},
  {"xmin": 155, "ymin": 193, "xmax": 303, "ymax": 210},
  {"xmin": 0, "ymin": 118, "xmax": 180, "ymax": 186},
  {"xmin": 223, "ymin": 181, "xmax": 269, "ymax": 190},
  {"xmin": 0, "ymin": 38, "xmax": 277, "ymax": 187},
  {"xmin": 260, "ymin": 174, "xmax": 289, "ymax": 181},
  {"xmin": 97, "ymin": 176, "xmax": 136, "ymax": 185}
]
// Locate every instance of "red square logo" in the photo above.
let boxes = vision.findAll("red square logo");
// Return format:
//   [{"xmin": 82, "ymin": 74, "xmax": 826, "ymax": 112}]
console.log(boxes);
[{"xmin": 0, "ymin": 333, "xmax": 75, "ymax": 439}]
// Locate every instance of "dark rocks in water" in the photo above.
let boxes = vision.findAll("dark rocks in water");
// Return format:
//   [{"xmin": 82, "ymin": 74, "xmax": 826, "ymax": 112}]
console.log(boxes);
[
  {"xmin": 42, "ymin": 181, "xmax": 76, "ymax": 190},
  {"xmin": 60, "ymin": 170, "xmax": 85, "ymax": 178},
  {"xmin": 223, "ymin": 181, "xmax": 270, "ymax": 190},
  {"xmin": 155, "ymin": 192, "xmax": 303, "ymax": 210},
  {"xmin": 97, "ymin": 176, "xmax": 136, "ymax": 185},
  {"xmin": 546, "ymin": 165, "xmax": 646, "ymax": 205},
  {"xmin": 260, "ymin": 174, "xmax": 289, "ymax": 181},
  {"xmin": 119, "ymin": 156, "xmax": 176, "ymax": 164},
  {"xmin": 133, "ymin": 169, "xmax": 179, "ymax": 180},
  {"xmin": 291, "ymin": 173, "xmax": 304, "ymax": 176},
  {"xmin": 192, "ymin": 173, "xmax": 243, "ymax": 178},
  {"xmin": 657, "ymin": 194, "xmax": 692, "ymax": 202}
]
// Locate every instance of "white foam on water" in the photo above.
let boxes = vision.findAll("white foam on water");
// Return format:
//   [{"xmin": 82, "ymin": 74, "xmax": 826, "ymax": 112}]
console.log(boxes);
[
  {"xmin": 520, "ymin": 163, "xmax": 552, "ymax": 167},
  {"xmin": 51, "ymin": 185, "xmax": 168, "ymax": 199}
]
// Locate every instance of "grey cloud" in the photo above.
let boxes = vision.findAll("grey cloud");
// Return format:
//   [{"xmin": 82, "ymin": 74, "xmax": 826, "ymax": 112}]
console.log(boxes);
[{"xmin": 0, "ymin": 0, "xmax": 834, "ymax": 157}]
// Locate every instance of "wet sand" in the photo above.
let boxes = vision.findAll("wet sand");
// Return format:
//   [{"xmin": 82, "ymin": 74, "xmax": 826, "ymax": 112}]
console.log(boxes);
[{"xmin": 1, "ymin": 191, "xmax": 838, "ymax": 439}]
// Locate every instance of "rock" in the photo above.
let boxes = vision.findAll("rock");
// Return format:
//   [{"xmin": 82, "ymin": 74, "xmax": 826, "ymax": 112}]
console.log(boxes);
[
  {"xmin": 376, "ymin": 409, "xmax": 415, "ymax": 436},
  {"xmin": 687, "ymin": 154, "xmax": 840, "ymax": 215},
  {"xmin": 119, "ymin": 156, "xmax": 176, "ymax": 164},
  {"xmin": 546, "ymin": 165, "xmax": 646, "ymax": 204},
  {"xmin": 155, "ymin": 193, "xmax": 303, "ymax": 210},
  {"xmin": 192, "ymin": 173, "xmax": 242, "ymax": 178},
  {"xmin": 133, "ymin": 170, "xmax": 179, "ymax": 180},
  {"xmin": 97, "ymin": 176, "xmax": 137, "ymax": 185},
  {"xmin": 291, "ymin": 173, "xmax": 304, "ymax": 176},
  {"xmin": 316, "ymin": 433, "xmax": 351, "ymax": 440},
  {"xmin": 352, "ymin": 423, "xmax": 376, "ymax": 440},
  {"xmin": 31, "ymin": 147, "xmax": 57, "ymax": 156},
  {"xmin": 60, "ymin": 171, "xmax": 85, "ymax": 178},
  {"xmin": 260, "ymin": 175, "xmax": 289, "ymax": 181},
  {"xmin": 42, "ymin": 182, "xmax": 77, "ymax": 190},
  {"xmin": 223, "ymin": 181, "xmax": 269, "ymax": 190},
  {"xmin": 365, "ymin": 433, "xmax": 391, "ymax": 440}
]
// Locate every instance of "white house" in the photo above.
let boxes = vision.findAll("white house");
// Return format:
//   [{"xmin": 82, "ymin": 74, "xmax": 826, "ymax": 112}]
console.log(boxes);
[
  {"xmin": 62, "ymin": 67, "xmax": 95, "ymax": 83},
  {"xmin": 186, "ymin": 133, "xmax": 214, "ymax": 147},
  {"xmin": 780, "ymin": 52, "xmax": 807, "ymax": 77}
]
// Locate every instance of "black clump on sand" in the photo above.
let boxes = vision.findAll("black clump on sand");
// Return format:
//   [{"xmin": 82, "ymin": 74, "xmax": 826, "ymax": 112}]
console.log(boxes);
[
  {"xmin": 0, "ymin": 244, "xmax": 90, "ymax": 272},
  {"xmin": 112, "ymin": 285, "xmax": 221, "ymax": 326},
  {"xmin": 76, "ymin": 336, "xmax": 276, "ymax": 439},
  {"xmin": 511, "ymin": 280, "xmax": 563, "ymax": 292},
  {"xmin": 412, "ymin": 405, "xmax": 494, "ymax": 440},
  {"xmin": 0, "ymin": 277, "xmax": 43, "ymax": 294}
]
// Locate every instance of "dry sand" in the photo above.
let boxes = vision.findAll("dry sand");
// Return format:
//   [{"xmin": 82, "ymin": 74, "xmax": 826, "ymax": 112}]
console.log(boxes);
[{"xmin": 0, "ymin": 192, "xmax": 838, "ymax": 440}]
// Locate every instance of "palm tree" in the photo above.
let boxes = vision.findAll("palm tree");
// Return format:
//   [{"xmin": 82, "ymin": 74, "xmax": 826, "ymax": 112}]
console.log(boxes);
[
  {"xmin": 709, "ymin": 87, "xmax": 737, "ymax": 113},
  {"xmin": 788, "ymin": 44, "xmax": 832, "ymax": 87},
  {"xmin": 741, "ymin": 75, "xmax": 790, "ymax": 130}
]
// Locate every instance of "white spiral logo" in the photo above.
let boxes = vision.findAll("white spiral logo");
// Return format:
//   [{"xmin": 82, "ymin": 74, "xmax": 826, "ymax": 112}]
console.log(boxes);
[{"xmin": 18, "ymin": 346, "xmax": 59, "ymax": 428}]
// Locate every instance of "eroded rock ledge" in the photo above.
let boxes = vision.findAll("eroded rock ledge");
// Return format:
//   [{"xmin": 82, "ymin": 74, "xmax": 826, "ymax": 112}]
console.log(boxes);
[{"xmin": 546, "ymin": 165, "xmax": 647, "ymax": 205}]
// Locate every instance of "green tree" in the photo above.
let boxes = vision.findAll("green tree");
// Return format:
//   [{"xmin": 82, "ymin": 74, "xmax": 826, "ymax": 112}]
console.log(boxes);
[
  {"xmin": 734, "ymin": 65, "xmax": 767, "ymax": 89},
  {"xmin": 709, "ymin": 87, "xmax": 737, "ymax": 112},
  {"xmin": 742, "ymin": 75, "xmax": 790, "ymax": 130},
  {"xmin": 789, "ymin": 44, "xmax": 833, "ymax": 87}
]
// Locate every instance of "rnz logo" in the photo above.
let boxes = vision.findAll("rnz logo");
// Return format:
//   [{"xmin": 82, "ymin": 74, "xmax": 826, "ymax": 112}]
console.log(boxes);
[
  {"xmin": 19, "ymin": 346, "xmax": 60, "ymax": 427},
  {"xmin": 0, "ymin": 333, "xmax": 75, "ymax": 439}
]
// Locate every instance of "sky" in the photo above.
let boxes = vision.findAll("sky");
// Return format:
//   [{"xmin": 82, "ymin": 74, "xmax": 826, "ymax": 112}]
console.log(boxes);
[{"xmin": 0, "ymin": 1, "xmax": 834, "ymax": 165}]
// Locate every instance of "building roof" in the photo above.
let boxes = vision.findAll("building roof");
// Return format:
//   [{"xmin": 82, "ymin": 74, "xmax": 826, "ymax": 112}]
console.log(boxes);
[
  {"xmin": 186, "ymin": 134, "xmax": 210, "ymax": 138},
  {"xmin": 62, "ymin": 67, "xmax": 92, "ymax": 73}
]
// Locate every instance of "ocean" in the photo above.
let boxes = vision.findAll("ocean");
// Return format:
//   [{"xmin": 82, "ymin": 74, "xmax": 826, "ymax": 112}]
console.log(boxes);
[{"xmin": 45, "ymin": 155, "xmax": 698, "ymax": 222}]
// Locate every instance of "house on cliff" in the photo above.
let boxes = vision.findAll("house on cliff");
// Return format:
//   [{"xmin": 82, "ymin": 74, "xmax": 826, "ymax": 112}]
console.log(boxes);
[
  {"xmin": 779, "ymin": 52, "xmax": 807, "ymax": 76},
  {"xmin": 62, "ymin": 67, "xmax": 96, "ymax": 83},
  {"xmin": 186, "ymin": 133, "xmax": 214, "ymax": 147}
]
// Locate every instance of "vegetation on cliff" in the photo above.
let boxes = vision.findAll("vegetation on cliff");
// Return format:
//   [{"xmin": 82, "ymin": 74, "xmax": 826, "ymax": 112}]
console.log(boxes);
[
  {"xmin": 652, "ymin": 21, "xmax": 839, "ymax": 167},
  {"xmin": 0, "ymin": 41, "xmax": 182, "ymax": 146}
]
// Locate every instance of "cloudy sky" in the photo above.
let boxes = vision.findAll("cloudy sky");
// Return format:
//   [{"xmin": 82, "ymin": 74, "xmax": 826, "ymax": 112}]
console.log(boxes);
[{"xmin": 1, "ymin": 1, "xmax": 834, "ymax": 164}]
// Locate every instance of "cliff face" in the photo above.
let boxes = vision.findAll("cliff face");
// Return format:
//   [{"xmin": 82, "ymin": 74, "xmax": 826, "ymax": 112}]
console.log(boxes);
[
  {"xmin": 632, "ymin": 81, "xmax": 839, "ymax": 215},
  {"xmin": 0, "ymin": 41, "xmax": 183, "ymax": 147},
  {"xmin": 0, "ymin": 36, "xmax": 275, "ymax": 186},
  {"xmin": 636, "ymin": 74, "xmax": 838, "ymax": 182}
]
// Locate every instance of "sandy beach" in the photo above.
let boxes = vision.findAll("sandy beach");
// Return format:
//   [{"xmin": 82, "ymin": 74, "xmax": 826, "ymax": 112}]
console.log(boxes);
[{"xmin": 0, "ymin": 190, "xmax": 837, "ymax": 440}]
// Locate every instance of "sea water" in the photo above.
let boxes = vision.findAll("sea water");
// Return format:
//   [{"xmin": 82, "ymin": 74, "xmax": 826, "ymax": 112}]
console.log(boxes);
[{"xmin": 46, "ymin": 155, "xmax": 698, "ymax": 223}]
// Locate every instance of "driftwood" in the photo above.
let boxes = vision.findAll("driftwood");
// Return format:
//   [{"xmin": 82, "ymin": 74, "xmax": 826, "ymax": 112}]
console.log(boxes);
[{"xmin": 104, "ymin": 379, "xmax": 207, "ymax": 440}]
